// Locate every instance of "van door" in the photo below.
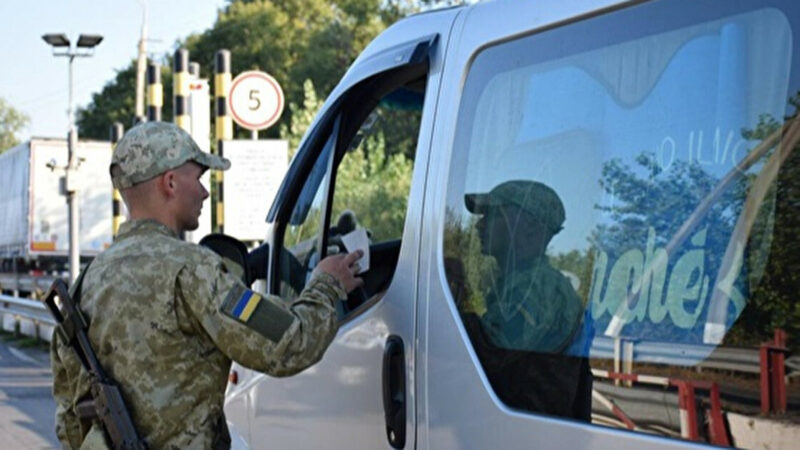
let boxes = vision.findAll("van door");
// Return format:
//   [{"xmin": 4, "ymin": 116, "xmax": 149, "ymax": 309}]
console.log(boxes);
[
  {"xmin": 419, "ymin": 0, "xmax": 799, "ymax": 448},
  {"xmin": 225, "ymin": 10, "xmax": 459, "ymax": 448}
]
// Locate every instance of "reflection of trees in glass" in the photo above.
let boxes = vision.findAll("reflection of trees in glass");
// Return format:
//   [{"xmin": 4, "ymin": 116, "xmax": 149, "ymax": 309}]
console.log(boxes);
[
  {"xmin": 726, "ymin": 95, "xmax": 800, "ymax": 350},
  {"xmin": 592, "ymin": 153, "xmax": 741, "ymax": 270},
  {"xmin": 549, "ymin": 250, "xmax": 594, "ymax": 305},
  {"xmin": 443, "ymin": 209, "xmax": 497, "ymax": 315},
  {"xmin": 587, "ymin": 93, "xmax": 799, "ymax": 349},
  {"xmin": 588, "ymin": 151, "xmax": 743, "ymax": 343}
]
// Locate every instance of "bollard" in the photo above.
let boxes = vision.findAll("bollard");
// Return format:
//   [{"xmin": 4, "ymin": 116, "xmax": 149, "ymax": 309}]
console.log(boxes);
[
  {"xmin": 214, "ymin": 50, "xmax": 232, "ymax": 233},
  {"xmin": 174, "ymin": 49, "xmax": 191, "ymax": 132},
  {"xmin": 147, "ymin": 61, "xmax": 162, "ymax": 122}
]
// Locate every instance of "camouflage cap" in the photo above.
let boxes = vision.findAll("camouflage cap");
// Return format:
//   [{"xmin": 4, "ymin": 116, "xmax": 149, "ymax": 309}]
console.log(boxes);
[
  {"xmin": 111, "ymin": 122, "xmax": 230, "ymax": 189},
  {"xmin": 465, "ymin": 180, "xmax": 565, "ymax": 234}
]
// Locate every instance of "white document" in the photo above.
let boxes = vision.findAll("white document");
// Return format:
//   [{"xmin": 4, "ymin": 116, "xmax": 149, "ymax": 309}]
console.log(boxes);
[{"xmin": 341, "ymin": 228, "xmax": 370, "ymax": 274}]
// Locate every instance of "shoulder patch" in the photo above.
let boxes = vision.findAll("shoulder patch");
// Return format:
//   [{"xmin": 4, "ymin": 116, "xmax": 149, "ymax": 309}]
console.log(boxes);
[{"xmin": 220, "ymin": 284, "xmax": 295, "ymax": 343}]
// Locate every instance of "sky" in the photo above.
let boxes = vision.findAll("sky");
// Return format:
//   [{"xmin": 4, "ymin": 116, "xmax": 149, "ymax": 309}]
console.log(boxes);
[{"xmin": 0, "ymin": 0, "xmax": 227, "ymax": 141}]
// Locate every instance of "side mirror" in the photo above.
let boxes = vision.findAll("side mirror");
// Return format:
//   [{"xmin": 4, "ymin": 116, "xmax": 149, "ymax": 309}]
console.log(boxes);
[{"xmin": 199, "ymin": 234, "xmax": 251, "ymax": 285}]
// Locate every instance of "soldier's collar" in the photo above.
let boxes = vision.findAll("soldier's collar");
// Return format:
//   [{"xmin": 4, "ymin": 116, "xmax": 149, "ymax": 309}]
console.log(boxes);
[{"xmin": 116, "ymin": 219, "xmax": 180, "ymax": 240}]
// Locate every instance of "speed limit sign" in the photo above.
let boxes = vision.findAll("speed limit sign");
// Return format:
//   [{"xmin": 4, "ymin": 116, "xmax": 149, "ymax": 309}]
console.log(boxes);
[{"xmin": 227, "ymin": 70, "xmax": 285, "ymax": 131}]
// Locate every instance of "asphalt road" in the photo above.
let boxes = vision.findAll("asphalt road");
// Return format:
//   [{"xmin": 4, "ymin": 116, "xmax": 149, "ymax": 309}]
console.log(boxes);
[{"xmin": 0, "ymin": 337, "xmax": 58, "ymax": 448}]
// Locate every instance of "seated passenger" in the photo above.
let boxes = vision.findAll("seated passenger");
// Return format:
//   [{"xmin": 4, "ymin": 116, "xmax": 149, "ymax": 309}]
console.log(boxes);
[{"xmin": 461, "ymin": 180, "xmax": 593, "ymax": 420}]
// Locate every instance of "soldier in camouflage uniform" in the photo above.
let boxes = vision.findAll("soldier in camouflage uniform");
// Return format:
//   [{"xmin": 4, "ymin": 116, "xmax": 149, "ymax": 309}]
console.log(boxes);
[
  {"xmin": 51, "ymin": 122, "xmax": 364, "ymax": 449},
  {"xmin": 461, "ymin": 180, "xmax": 593, "ymax": 420}
]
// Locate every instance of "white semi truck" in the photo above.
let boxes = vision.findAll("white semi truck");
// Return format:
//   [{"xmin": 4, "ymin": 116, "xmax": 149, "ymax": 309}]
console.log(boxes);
[{"xmin": 0, "ymin": 137, "xmax": 114, "ymax": 274}]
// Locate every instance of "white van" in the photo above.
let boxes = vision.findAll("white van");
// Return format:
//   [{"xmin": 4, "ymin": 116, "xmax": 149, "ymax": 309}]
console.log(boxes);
[{"xmin": 225, "ymin": 0, "xmax": 800, "ymax": 448}]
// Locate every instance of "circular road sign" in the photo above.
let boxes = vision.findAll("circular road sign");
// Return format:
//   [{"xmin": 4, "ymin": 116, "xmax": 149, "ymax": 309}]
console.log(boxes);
[{"xmin": 228, "ymin": 70, "xmax": 285, "ymax": 131}]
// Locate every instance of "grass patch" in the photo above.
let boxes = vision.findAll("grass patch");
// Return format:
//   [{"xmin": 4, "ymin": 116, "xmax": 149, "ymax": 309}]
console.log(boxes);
[
  {"xmin": 0, "ymin": 326, "xmax": 49, "ymax": 350},
  {"xmin": 0, "ymin": 327, "xmax": 21, "ymax": 341},
  {"xmin": 16, "ymin": 337, "xmax": 48, "ymax": 350}
]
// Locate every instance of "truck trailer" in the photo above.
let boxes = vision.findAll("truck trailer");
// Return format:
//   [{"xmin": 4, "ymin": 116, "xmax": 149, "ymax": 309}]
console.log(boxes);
[{"xmin": 0, "ymin": 137, "xmax": 114, "ymax": 274}]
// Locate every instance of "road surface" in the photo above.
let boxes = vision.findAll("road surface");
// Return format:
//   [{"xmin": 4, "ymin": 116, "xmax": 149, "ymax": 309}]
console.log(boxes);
[{"xmin": 0, "ymin": 338, "xmax": 58, "ymax": 448}]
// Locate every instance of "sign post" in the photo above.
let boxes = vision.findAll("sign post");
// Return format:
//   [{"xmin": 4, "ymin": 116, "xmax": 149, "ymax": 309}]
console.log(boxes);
[{"xmin": 223, "ymin": 70, "xmax": 288, "ymax": 243}]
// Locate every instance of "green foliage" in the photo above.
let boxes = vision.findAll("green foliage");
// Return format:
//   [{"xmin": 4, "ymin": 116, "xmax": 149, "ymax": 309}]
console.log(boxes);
[
  {"xmin": 443, "ymin": 210, "xmax": 496, "ymax": 315},
  {"xmin": 549, "ymin": 249, "xmax": 594, "ymax": 305},
  {"xmin": 280, "ymin": 79, "xmax": 321, "ymax": 158},
  {"xmin": 725, "ymin": 94, "xmax": 800, "ymax": 350},
  {"xmin": 281, "ymin": 77, "xmax": 420, "ymax": 244},
  {"xmin": 0, "ymin": 97, "xmax": 29, "ymax": 152},
  {"xmin": 76, "ymin": 63, "xmax": 173, "ymax": 139},
  {"xmin": 77, "ymin": 0, "xmax": 414, "ymax": 141},
  {"xmin": 331, "ymin": 131, "xmax": 414, "ymax": 241}
]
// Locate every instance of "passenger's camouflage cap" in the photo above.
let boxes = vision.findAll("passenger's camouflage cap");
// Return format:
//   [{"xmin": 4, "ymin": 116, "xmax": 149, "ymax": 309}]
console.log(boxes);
[
  {"xmin": 111, "ymin": 122, "xmax": 230, "ymax": 189},
  {"xmin": 465, "ymin": 180, "xmax": 565, "ymax": 234}
]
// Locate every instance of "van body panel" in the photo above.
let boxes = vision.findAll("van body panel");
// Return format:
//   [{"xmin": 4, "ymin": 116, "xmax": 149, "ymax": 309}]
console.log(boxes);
[
  {"xmin": 225, "ymin": 7, "xmax": 460, "ymax": 449},
  {"xmin": 228, "ymin": 0, "xmax": 800, "ymax": 448}
]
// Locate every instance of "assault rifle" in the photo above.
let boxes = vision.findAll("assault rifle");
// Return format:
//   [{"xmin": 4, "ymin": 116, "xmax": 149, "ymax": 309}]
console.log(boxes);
[{"xmin": 43, "ymin": 277, "xmax": 148, "ymax": 450}]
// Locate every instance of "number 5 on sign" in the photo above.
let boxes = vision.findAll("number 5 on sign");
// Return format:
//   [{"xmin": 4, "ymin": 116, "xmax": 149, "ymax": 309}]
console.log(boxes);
[{"xmin": 228, "ymin": 71, "xmax": 284, "ymax": 131}]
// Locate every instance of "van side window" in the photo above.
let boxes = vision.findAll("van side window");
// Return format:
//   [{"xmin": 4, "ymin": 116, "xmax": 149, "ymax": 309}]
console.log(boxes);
[
  {"xmin": 328, "ymin": 82, "xmax": 424, "ymax": 314},
  {"xmin": 278, "ymin": 74, "xmax": 426, "ymax": 318},
  {"xmin": 443, "ymin": 0, "xmax": 799, "ymax": 443},
  {"xmin": 278, "ymin": 126, "xmax": 335, "ymax": 301}
]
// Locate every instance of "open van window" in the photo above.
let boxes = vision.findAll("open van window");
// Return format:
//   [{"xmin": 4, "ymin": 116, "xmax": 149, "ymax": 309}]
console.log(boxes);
[{"xmin": 277, "ymin": 72, "xmax": 426, "ymax": 319}]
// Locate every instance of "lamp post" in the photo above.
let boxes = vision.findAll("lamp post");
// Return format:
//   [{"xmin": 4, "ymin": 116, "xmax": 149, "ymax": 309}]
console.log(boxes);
[{"xmin": 42, "ymin": 33, "xmax": 103, "ymax": 283}]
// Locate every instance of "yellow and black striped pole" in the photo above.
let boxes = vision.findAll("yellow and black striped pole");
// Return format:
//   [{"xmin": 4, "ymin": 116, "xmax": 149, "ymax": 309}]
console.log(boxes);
[
  {"xmin": 147, "ymin": 61, "xmax": 162, "ymax": 122},
  {"xmin": 173, "ymin": 49, "xmax": 190, "ymax": 132},
  {"xmin": 110, "ymin": 122, "xmax": 125, "ymax": 238},
  {"xmin": 214, "ymin": 49, "xmax": 232, "ymax": 233}
]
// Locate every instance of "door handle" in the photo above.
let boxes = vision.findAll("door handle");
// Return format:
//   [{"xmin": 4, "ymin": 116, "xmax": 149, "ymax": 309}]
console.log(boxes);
[{"xmin": 383, "ymin": 335, "xmax": 406, "ymax": 449}]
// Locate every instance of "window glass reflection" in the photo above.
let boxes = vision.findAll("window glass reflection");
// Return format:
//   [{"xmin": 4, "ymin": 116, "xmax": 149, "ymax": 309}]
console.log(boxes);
[{"xmin": 443, "ymin": 0, "xmax": 799, "ymax": 440}]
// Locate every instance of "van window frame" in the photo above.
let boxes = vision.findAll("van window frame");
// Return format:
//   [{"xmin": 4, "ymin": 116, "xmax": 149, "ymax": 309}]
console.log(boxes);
[{"xmin": 267, "ymin": 36, "xmax": 438, "ymax": 312}]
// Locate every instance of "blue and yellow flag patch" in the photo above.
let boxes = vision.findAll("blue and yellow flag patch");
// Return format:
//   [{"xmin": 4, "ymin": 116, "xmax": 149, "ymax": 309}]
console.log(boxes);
[
  {"xmin": 230, "ymin": 289, "xmax": 262, "ymax": 322},
  {"xmin": 221, "ymin": 284, "xmax": 295, "ymax": 343}
]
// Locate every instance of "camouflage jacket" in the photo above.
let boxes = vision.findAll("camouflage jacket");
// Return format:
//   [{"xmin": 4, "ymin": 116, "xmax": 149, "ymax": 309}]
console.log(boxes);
[
  {"xmin": 481, "ymin": 257, "xmax": 583, "ymax": 353},
  {"xmin": 51, "ymin": 219, "xmax": 344, "ymax": 449}
]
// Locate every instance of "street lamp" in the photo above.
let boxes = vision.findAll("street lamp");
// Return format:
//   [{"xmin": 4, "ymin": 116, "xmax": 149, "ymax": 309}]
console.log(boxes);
[{"xmin": 42, "ymin": 33, "xmax": 103, "ymax": 283}]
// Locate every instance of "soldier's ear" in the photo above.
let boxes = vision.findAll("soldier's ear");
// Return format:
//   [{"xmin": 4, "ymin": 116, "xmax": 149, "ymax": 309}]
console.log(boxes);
[{"xmin": 157, "ymin": 171, "xmax": 177, "ymax": 198}]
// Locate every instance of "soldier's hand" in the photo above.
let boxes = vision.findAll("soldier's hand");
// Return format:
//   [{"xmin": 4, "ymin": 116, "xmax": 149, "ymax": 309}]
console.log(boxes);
[{"xmin": 315, "ymin": 250, "xmax": 365, "ymax": 293}]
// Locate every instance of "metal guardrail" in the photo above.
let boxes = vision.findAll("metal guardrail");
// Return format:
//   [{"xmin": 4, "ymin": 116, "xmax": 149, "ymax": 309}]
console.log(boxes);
[
  {"xmin": 0, "ymin": 293, "xmax": 55, "ymax": 326},
  {"xmin": 0, "ymin": 285, "xmax": 795, "ymax": 377},
  {"xmin": 590, "ymin": 337, "xmax": 765, "ymax": 374},
  {"xmin": 0, "ymin": 272, "xmax": 61, "ymax": 293}
]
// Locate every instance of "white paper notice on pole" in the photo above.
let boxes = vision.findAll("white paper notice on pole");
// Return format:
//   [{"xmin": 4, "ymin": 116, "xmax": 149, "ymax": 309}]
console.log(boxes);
[
  {"xmin": 223, "ymin": 139, "xmax": 288, "ymax": 241},
  {"xmin": 186, "ymin": 78, "xmax": 212, "ymax": 243}
]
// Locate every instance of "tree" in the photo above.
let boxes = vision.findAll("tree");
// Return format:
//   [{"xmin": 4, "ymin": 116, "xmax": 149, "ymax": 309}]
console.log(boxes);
[
  {"xmin": 280, "ymin": 78, "xmax": 321, "ymax": 157},
  {"xmin": 0, "ymin": 97, "xmax": 29, "ymax": 152},
  {"xmin": 77, "ymin": 0, "xmax": 415, "ymax": 141},
  {"xmin": 77, "ymin": 62, "xmax": 174, "ymax": 140}
]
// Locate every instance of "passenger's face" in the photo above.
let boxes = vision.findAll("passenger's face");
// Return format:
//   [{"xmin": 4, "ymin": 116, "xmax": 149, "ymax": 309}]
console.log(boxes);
[
  {"xmin": 476, "ymin": 204, "xmax": 550, "ymax": 260},
  {"xmin": 172, "ymin": 161, "xmax": 209, "ymax": 231},
  {"xmin": 476, "ymin": 206, "xmax": 512, "ymax": 258}
]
